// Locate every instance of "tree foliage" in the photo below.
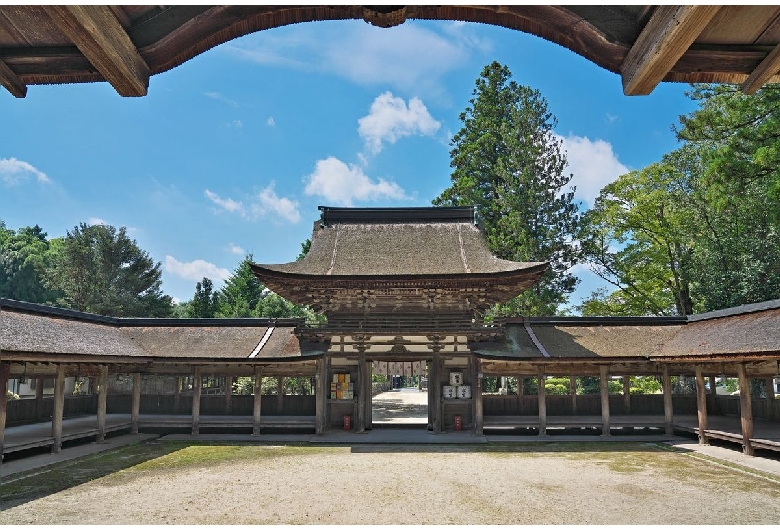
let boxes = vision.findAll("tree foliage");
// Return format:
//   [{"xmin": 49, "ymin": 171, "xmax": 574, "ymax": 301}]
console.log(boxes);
[
  {"xmin": 47, "ymin": 223, "xmax": 172, "ymax": 316},
  {"xmin": 0, "ymin": 223, "xmax": 62, "ymax": 304},
  {"xmin": 434, "ymin": 61, "xmax": 581, "ymax": 316},
  {"xmin": 186, "ymin": 277, "xmax": 220, "ymax": 318}
]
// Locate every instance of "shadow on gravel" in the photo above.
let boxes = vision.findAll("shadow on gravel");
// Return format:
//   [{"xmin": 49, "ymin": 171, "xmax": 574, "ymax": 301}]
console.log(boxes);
[{"xmin": 348, "ymin": 441, "xmax": 676, "ymax": 454}]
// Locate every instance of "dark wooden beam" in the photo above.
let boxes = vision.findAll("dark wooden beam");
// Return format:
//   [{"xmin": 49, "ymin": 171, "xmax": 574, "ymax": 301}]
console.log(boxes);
[
  {"xmin": 43, "ymin": 5, "xmax": 149, "ymax": 97},
  {"xmin": 0, "ymin": 58, "xmax": 27, "ymax": 98},
  {"xmin": 742, "ymin": 44, "xmax": 780, "ymax": 94},
  {"xmin": 131, "ymin": 373, "xmax": 141, "ymax": 434},
  {"xmin": 621, "ymin": 5, "xmax": 721, "ymax": 95}
]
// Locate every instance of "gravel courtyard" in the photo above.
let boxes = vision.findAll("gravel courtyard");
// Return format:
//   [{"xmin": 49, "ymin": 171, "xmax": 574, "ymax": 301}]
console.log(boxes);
[{"xmin": 2, "ymin": 441, "xmax": 780, "ymax": 525}]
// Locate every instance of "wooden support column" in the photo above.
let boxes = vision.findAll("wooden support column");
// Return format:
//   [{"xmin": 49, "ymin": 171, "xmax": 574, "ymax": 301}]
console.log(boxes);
[
  {"xmin": 538, "ymin": 366, "xmax": 547, "ymax": 436},
  {"xmin": 709, "ymin": 376, "xmax": 717, "ymax": 395},
  {"xmin": 474, "ymin": 358, "xmax": 483, "ymax": 435},
  {"xmin": 570, "ymin": 376, "xmax": 577, "ymax": 413},
  {"xmin": 51, "ymin": 365, "xmax": 66, "ymax": 453},
  {"xmin": 662, "ymin": 366, "xmax": 674, "ymax": 435},
  {"xmin": 432, "ymin": 353, "xmax": 441, "ymax": 433},
  {"xmin": 191, "ymin": 367, "xmax": 201, "ymax": 435},
  {"xmin": 356, "ymin": 352, "xmax": 367, "ymax": 433},
  {"xmin": 623, "ymin": 376, "xmax": 631, "ymax": 414},
  {"xmin": 96, "ymin": 364, "xmax": 108, "ymax": 442},
  {"xmin": 131, "ymin": 372, "xmax": 141, "ymax": 434},
  {"xmin": 224, "ymin": 376, "xmax": 233, "ymax": 414},
  {"xmin": 737, "ymin": 363, "xmax": 754, "ymax": 456},
  {"xmin": 765, "ymin": 377, "xmax": 775, "ymax": 421},
  {"xmin": 600, "ymin": 365, "xmax": 610, "ymax": 437},
  {"xmin": 277, "ymin": 377, "xmax": 284, "ymax": 413},
  {"xmin": 173, "ymin": 376, "xmax": 181, "ymax": 414},
  {"xmin": 35, "ymin": 377, "xmax": 44, "ymax": 421},
  {"xmin": 252, "ymin": 366, "xmax": 263, "ymax": 436},
  {"xmin": 695, "ymin": 365, "xmax": 709, "ymax": 444},
  {"xmin": 316, "ymin": 359, "xmax": 327, "ymax": 435},
  {"xmin": 0, "ymin": 362, "xmax": 9, "ymax": 461}
]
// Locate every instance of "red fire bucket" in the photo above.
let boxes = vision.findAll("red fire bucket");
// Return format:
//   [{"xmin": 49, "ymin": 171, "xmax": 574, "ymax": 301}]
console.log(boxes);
[
  {"xmin": 454, "ymin": 414, "xmax": 462, "ymax": 431},
  {"xmin": 343, "ymin": 415, "xmax": 352, "ymax": 431}
]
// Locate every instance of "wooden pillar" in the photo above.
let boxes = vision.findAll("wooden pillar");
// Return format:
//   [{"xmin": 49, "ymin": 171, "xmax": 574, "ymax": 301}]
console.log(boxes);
[
  {"xmin": 51, "ymin": 365, "xmax": 66, "ymax": 453},
  {"xmin": 695, "ymin": 365, "xmax": 709, "ymax": 444},
  {"xmin": 276, "ymin": 377, "xmax": 284, "ymax": 413},
  {"xmin": 0, "ymin": 362, "xmax": 9, "ymax": 461},
  {"xmin": 737, "ymin": 363, "xmax": 754, "ymax": 456},
  {"xmin": 538, "ymin": 366, "xmax": 547, "ymax": 436},
  {"xmin": 252, "ymin": 366, "xmax": 263, "ymax": 435},
  {"xmin": 356, "ymin": 352, "xmax": 366, "ymax": 433},
  {"xmin": 34, "ymin": 377, "xmax": 44, "ymax": 421},
  {"xmin": 709, "ymin": 376, "xmax": 717, "ymax": 395},
  {"xmin": 623, "ymin": 376, "xmax": 631, "ymax": 414},
  {"xmin": 131, "ymin": 372, "xmax": 141, "ymax": 434},
  {"xmin": 173, "ymin": 376, "xmax": 181, "ymax": 414},
  {"xmin": 600, "ymin": 365, "xmax": 610, "ymax": 437},
  {"xmin": 192, "ymin": 367, "xmax": 201, "ymax": 435},
  {"xmin": 662, "ymin": 365, "xmax": 673, "ymax": 435},
  {"xmin": 474, "ymin": 358, "xmax": 483, "ymax": 435},
  {"xmin": 431, "ymin": 353, "xmax": 441, "ymax": 433},
  {"xmin": 316, "ymin": 359, "xmax": 326, "ymax": 435},
  {"xmin": 570, "ymin": 376, "xmax": 577, "ymax": 413},
  {"xmin": 224, "ymin": 376, "xmax": 233, "ymax": 414},
  {"xmin": 96, "ymin": 364, "xmax": 108, "ymax": 442},
  {"xmin": 764, "ymin": 377, "xmax": 775, "ymax": 420}
]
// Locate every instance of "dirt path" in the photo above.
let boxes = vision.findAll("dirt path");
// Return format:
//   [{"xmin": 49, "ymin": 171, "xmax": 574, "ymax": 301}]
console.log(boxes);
[
  {"xmin": 372, "ymin": 388, "xmax": 428, "ymax": 424},
  {"xmin": 2, "ymin": 442, "xmax": 780, "ymax": 525}
]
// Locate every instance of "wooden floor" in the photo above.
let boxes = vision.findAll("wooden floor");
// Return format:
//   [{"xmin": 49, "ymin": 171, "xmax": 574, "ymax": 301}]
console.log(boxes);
[{"xmin": 5, "ymin": 413, "xmax": 780, "ymax": 456}]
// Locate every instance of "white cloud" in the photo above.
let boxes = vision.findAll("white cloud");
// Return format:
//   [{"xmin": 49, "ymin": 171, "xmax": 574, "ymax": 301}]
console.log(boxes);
[
  {"xmin": 358, "ymin": 92, "xmax": 441, "ymax": 154},
  {"xmin": 226, "ymin": 21, "xmax": 492, "ymax": 98},
  {"xmin": 205, "ymin": 185, "xmax": 300, "ymax": 224},
  {"xmin": 267, "ymin": 116, "xmax": 276, "ymax": 127},
  {"xmin": 0, "ymin": 157, "xmax": 51, "ymax": 185},
  {"xmin": 557, "ymin": 134, "xmax": 630, "ymax": 205},
  {"xmin": 250, "ymin": 183, "xmax": 301, "ymax": 223},
  {"xmin": 226, "ymin": 243, "xmax": 245, "ymax": 255},
  {"xmin": 304, "ymin": 156, "xmax": 408, "ymax": 206},
  {"xmin": 204, "ymin": 91, "xmax": 240, "ymax": 107},
  {"xmin": 87, "ymin": 217, "xmax": 107, "ymax": 226},
  {"xmin": 164, "ymin": 255, "xmax": 231, "ymax": 282}
]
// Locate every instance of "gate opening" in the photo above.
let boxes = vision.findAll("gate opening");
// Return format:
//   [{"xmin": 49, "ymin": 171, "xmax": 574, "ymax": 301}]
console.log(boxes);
[{"xmin": 370, "ymin": 360, "xmax": 428, "ymax": 428}]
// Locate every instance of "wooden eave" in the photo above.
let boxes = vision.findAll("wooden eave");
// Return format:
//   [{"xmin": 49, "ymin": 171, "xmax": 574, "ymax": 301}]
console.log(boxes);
[{"xmin": 3, "ymin": 5, "xmax": 780, "ymax": 98}]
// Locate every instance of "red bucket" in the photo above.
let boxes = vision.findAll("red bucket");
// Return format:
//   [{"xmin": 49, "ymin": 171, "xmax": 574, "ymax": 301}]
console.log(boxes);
[
  {"xmin": 343, "ymin": 415, "xmax": 352, "ymax": 431},
  {"xmin": 454, "ymin": 414, "xmax": 462, "ymax": 431}
]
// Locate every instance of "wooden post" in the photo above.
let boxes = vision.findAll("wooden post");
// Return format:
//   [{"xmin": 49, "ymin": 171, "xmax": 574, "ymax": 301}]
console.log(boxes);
[
  {"xmin": 34, "ymin": 377, "xmax": 44, "ymax": 421},
  {"xmin": 570, "ymin": 376, "xmax": 577, "ymax": 414},
  {"xmin": 276, "ymin": 377, "xmax": 284, "ymax": 414},
  {"xmin": 224, "ymin": 376, "xmax": 233, "ymax": 414},
  {"xmin": 253, "ymin": 366, "xmax": 263, "ymax": 435},
  {"xmin": 600, "ymin": 365, "xmax": 610, "ymax": 436},
  {"xmin": 709, "ymin": 376, "xmax": 717, "ymax": 395},
  {"xmin": 538, "ymin": 366, "xmax": 547, "ymax": 436},
  {"xmin": 192, "ymin": 367, "xmax": 201, "ymax": 435},
  {"xmin": 431, "ymin": 353, "xmax": 441, "ymax": 433},
  {"xmin": 173, "ymin": 376, "xmax": 181, "ymax": 414},
  {"xmin": 764, "ymin": 377, "xmax": 775, "ymax": 420},
  {"xmin": 51, "ymin": 364, "xmax": 66, "ymax": 453},
  {"xmin": 357, "ymin": 352, "xmax": 366, "ymax": 433},
  {"xmin": 737, "ymin": 363, "xmax": 754, "ymax": 456},
  {"xmin": 474, "ymin": 358, "xmax": 483, "ymax": 435},
  {"xmin": 662, "ymin": 365, "xmax": 673, "ymax": 435},
  {"xmin": 131, "ymin": 372, "xmax": 141, "ymax": 434},
  {"xmin": 96, "ymin": 364, "xmax": 108, "ymax": 442},
  {"xmin": 0, "ymin": 362, "xmax": 9, "ymax": 461},
  {"xmin": 623, "ymin": 376, "xmax": 631, "ymax": 414},
  {"xmin": 316, "ymin": 359, "xmax": 326, "ymax": 435},
  {"xmin": 695, "ymin": 365, "xmax": 709, "ymax": 445}
]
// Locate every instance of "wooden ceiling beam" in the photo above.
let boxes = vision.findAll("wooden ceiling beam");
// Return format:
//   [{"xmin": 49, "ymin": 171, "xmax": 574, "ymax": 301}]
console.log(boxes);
[
  {"xmin": 0, "ymin": 57, "xmax": 26, "ymax": 97},
  {"xmin": 621, "ymin": 5, "xmax": 721, "ymax": 96},
  {"xmin": 43, "ymin": 5, "xmax": 149, "ymax": 97},
  {"xmin": 742, "ymin": 44, "xmax": 780, "ymax": 94}
]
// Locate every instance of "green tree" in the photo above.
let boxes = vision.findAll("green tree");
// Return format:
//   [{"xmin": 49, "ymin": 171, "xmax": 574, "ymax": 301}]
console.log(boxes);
[
  {"xmin": 217, "ymin": 254, "xmax": 265, "ymax": 317},
  {"xmin": 186, "ymin": 277, "xmax": 220, "ymax": 318},
  {"xmin": 47, "ymin": 223, "xmax": 172, "ymax": 316},
  {"xmin": 0, "ymin": 223, "xmax": 62, "ymax": 304},
  {"xmin": 434, "ymin": 61, "xmax": 581, "ymax": 316}
]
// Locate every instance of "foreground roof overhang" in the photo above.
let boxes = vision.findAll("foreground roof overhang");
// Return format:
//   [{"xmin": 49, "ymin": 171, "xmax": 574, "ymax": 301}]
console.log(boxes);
[{"xmin": 2, "ymin": 6, "xmax": 780, "ymax": 98}]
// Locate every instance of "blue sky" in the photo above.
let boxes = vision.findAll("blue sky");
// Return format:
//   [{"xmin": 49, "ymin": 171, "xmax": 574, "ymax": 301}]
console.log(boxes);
[{"xmin": 0, "ymin": 19, "xmax": 699, "ymax": 310}]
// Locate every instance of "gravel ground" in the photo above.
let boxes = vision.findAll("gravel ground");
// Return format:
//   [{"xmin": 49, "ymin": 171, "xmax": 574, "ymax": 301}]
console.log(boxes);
[{"xmin": 3, "ymin": 442, "xmax": 780, "ymax": 525}]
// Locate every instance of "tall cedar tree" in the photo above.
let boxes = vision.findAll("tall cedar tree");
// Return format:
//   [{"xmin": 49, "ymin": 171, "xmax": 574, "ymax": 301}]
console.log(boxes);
[
  {"xmin": 47, "ymin": 223, "xmax": 172, "ymax": 316},
  {"xmin": 434, "ymin": 62, "xmax": 581, "ymax": 316},
  {"xmin": 0, "ymin": 223, "xmax": 62, "ymax": 304},
  {"xmin": 186, "ymin": 277, "xmax": 220, "ymax": 318}
]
